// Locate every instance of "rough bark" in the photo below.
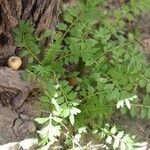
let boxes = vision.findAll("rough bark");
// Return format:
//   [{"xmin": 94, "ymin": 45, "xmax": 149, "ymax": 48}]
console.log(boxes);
[{"xmin": 0, "ymin": 0, "xmax": 61, "ymax": 65}]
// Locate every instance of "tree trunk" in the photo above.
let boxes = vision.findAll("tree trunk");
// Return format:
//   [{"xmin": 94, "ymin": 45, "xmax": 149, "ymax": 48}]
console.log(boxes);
[{"xmin": 0, "ymin": 0, "xmax": 61, "ymax": 65}]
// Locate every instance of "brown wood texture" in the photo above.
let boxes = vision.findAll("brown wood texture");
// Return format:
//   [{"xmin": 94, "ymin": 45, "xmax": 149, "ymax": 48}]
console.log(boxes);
[{"xmin": 0, "ymin": 0, "xmax": 61, "ymax": 65}]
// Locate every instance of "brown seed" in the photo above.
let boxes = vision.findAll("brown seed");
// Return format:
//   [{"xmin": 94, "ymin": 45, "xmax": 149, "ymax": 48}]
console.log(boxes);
[
  {"xmin": 7, "ymin": 56, "xmax": 22, "ymax": 70},
  {"xmin": 69, "ymin": 78, "xmax": 77, "ymax": 86}
]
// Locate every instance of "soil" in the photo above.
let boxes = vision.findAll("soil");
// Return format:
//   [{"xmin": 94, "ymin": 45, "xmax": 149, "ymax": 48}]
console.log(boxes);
[
  {"xmin": 112, "ymin": 114, "xmax": 150, "ymax": 147},
  {"xmin": 139, "ymin": 12, "xmax": 150, "ymax": 60},
  {"xmin": 0, "ymin": 98, "xmax": 42, "ymax": 144}
]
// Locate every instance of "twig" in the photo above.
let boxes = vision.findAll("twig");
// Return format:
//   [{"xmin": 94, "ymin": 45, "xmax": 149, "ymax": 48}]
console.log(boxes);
[
  {"xmin": 136, "ymin": 39, "xmax": 145, "ymax": 48},
  {"xmin": 132, "ymin": 103, "xmax": 150, "ymax": 109}
]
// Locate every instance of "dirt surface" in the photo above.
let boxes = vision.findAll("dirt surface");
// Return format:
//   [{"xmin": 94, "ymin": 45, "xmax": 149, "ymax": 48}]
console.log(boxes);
[
  {"xmin": 112, "ymin": 114, "xmax": 150, "ymax": 145},
  {"xmin": 139, "ymin": 12, "xmax": 150, "ymax": 61},
  {"xmin": 0, "ymin": 98, "xmax": 42, "ymax": 144}
]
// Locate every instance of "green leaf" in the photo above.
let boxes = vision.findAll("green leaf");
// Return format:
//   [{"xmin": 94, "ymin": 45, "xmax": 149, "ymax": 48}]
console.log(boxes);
[
  {"xmin": 147, "ymin": 109, "xmax": 150, "ymax": 119},
  {"xmin": 52, "ymin": 117, "xmax": 62, "ymax": 123},
  {"xmin": 143, "ymin": 95, "xmax": 150, "ymax": 105},
  {"xmin": 128, "ymin": 33, "xmax": 134, "ymax": 41},
  {"xmin": 61, "ymin": 108, "xmax": 70, "ymax": 118},
  {"xmin": 125, "ymin": 99, "xmax": 131, "ymax": 109},
  {"xmin": 28, "ymin": 56, "xmax": 34, "ymax": 64},
  {"xmin": 146, "ymin": 82, "xmax": 150, "ymax": 93},
  {"xmin": 70, "ymin": 107, "xmax": 81, "ymax": 115},
  {"xmin": 109, "ymin": 88, "xmax": 120, "ymax": 101},
  {"xmin": 139, "ymin": 79, "xmax": 147, "ymax": 88},
  {"xmin": 69, "ymin": 114, "xmax": 75, "ymax": 125},
  {"xmin": 110, "ymin": 126, "xmax": 117, "ymax": 134},
  {"xmin": 67, "ymin": 92, "xmax": 77, "ymax": 100},
  {"xmin": 19, "ymin": 50, "xmax": 29, "ymax": 57},
  {"xmin": 57, "ymin": 97, "xmax": 64, "ymax": 104},
  {"xmin": 42, "ymin": 29, "xmax": 52, "ymax": 38},
  {"xmin": 67, "ymin": 7, "xmax": 79, "ymax": 17},
  {"xmin": 120, "ymin": 142, "xmax": 126, "ymax": 150},
  {"xmin": 106, "ymin": 136, "xmax": 112, "ymax": 144},
  {"xmin": 116, "ymin": 131, "xmax": 124, "ymax": 139},
  {"xmin": 113, "ymin": 138, "xmax": 120, "ymax": 149},
  {"xmin": 64, "ymin": 13, "xmax": 73, "ymax": 23},
  {"xmin": 52, "ymin": 98, "xmax": 60, "ymax": 112},
  {"xmin": 141, "ymin": 108, "xmax": 148, "ymax": 118},
  {"xmin": 35, "ymin": 117, "xmax": 49, "ymax": 124},
  {"xmin": 57, "ymin": 23, "xmax": 67, "ymax": 31},
  {"xmin": 116, "ymin": 100, "xmax": 124, "ymax": 109},
  {"xmin": 130, "ymin": 106, "xmax": 139, "ymax": 118},
  {"xmin": 145, "ymin": 69, "xmax": 150, "ymax": 77}
]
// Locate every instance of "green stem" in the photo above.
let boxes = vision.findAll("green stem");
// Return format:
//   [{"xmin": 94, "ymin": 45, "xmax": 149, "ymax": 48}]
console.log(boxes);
[
  {"xmin": 92, "ymin": 59, "xmax": 126, "ymax": 92},
  {"xmin": 56, "ymin": 52, "xmax": 78, "ymax": 62},
  {"xmin": 25, "ymin": 68, "xmax": 36, "ymax": 76},
  {"xmin": 82, "ymin": 91, "xmax": 108, "ymax": 102},
  {"xmin": 132, "ymin": 103, "xmax": 150, "ymax": 109},
  {"xmin": 60, "ymin": 16, "xmax": 82, "ymax": 43},
  {"xmin": 52, "ymin": 71, "xmax": 69, "ymax": 103},
  {"xmin": 25, "ymin": 46, "xmax": 41, "ymax": 64}
]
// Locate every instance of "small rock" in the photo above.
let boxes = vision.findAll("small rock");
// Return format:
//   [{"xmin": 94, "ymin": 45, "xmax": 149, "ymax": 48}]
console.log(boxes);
[
  {"xmin": 20, "ymin": 114, "xmax": 30, "ymax": 121},
  {"xmin": 13, "ymin": 119, "xmax": 23, "ymax": 133},
  {"xmin": 13, "ymin": 120, "xmax": 36, "ymax": 138},
  {"xmin": 18, "ymin": 121, "xmax": 36, "ymax": 134},
  {"xmin": 26, "ymin": 122, "xmax": 36, "ymax": 133}
]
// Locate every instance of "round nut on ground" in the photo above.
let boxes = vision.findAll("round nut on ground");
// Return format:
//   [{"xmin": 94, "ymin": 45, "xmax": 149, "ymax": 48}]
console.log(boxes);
[{"xmin": 7, "ymin": 56, "xmax": 22, "ymax": 70}]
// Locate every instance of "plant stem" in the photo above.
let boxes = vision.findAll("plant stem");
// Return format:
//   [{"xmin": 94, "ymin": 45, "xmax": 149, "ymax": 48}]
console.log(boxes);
[
  {"xmin": 132, "ymin": 103, "xmax": 150, "ymax": 109},
  {"xmin": 82, "ymin": 91, "xmax": 108, "ymax": 102},
  {"xmin": 61, "ymin": 16, "xmax": 82, "ymax": 42},
  {"xmin": 52, "ymin": 71, "xmax": 69, "ymax": 103},
  {"xmin": 92, "ymin": 59, "xmax": 126, "ymax": 92},
  {"xmin": 25, "ymin": 46, "xmax": 42, "ymax": 64},
  {"xmin": 60, "ymin": 122, "xmax": 84, "ymax": 150},
  {"xmin": 56, "ymin": 52, "xmax": 78, "ymax": 62}
]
